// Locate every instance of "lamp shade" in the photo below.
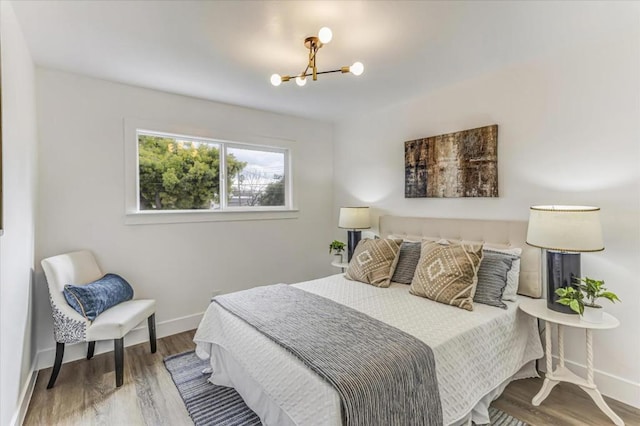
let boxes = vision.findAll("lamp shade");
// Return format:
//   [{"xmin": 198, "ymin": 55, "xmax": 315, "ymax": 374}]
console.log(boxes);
[
  {"xmin": 338, "ymin": 207, "xmax": 371, "ymax": 230},
  {"xmin": 526, "ymin": 205, "xmax": 604, "ymax": 252}
]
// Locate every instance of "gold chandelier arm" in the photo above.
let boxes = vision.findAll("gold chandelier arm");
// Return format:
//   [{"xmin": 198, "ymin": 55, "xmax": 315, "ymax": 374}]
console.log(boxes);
[
  {"xmin": 279, "ymin": 66, "xmax": 351, "ymax": 84},
  {"xmin": 315, "ymin": 68, "xmax": 346, "ymax": 76},
  {"xmin": 300, "ymin": 64, "xmax": 311, "ymax": 79},
  {"xmin": 310, "ymin": 44, "xmax": 318, "ymax": 80},
  {"xmin": 297, "ymin": 42, "xmax": 320, "ymax": 80},
  {"xmin": 297, "ymin": 68, "xmax": 348, "ymax": 78}
]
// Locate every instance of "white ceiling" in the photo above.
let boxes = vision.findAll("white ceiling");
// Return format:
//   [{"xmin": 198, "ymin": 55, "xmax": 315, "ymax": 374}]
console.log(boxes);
[{"xmin": 11, "ymin": 1, "xmax": 636, "ymax": 123}]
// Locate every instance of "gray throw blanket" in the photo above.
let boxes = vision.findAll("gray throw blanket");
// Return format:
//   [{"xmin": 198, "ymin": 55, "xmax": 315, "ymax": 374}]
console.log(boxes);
[{"xmin": 213, "ymin": 284, "xmax": 443, "ymax": 426}]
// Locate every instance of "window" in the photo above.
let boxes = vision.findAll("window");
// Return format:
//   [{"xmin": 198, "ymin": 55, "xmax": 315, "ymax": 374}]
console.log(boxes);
[
  {"xmin": 126, "ymin": 123, "xmax": 295, "ymax": 224},
  {"xmin": 124, "ymin": 118, "xmax": 298, "ymax": 225},
  {"xmin": 226, "ymin": 146, "xmax": 286, "ymax": 208}
]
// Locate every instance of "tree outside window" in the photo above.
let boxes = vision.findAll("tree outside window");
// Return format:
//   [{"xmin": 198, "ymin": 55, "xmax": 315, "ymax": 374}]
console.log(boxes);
[{"xmin": 138, "ymin": 133, "xmax": 287, "ymax": 210}]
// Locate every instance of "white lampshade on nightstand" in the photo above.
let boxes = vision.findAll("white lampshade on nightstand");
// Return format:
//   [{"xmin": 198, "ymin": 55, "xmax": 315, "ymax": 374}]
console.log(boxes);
[
  {"xmin": 338, "ymin": 207, "xmax": 370, "ymax": 230},
  {"xmin": 526, "ymin": 205, "xmax": 604, "ymax": 314},
  {"xmin": 526, "ymin": 206, "xmax": 604, "ymax": 252},
  {"xmin": 338, "ymin": 207, "xmax": 371, "ymax": 262}
]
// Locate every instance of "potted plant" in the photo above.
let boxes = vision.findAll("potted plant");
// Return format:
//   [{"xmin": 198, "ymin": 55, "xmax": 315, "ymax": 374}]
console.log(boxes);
[
  {"xmin": 555, "ymin": 277, "xmax": 621, "ymax": 323},
  {"xmin": 329, "ymin": 240, "xmax": 346, "ymax": 263}
]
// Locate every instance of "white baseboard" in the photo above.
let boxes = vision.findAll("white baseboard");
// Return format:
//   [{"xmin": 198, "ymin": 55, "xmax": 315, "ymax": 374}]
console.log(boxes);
[
  {"xmin": 29, "ymin": 313, "xmax": 640, "ymax": 414},
  {"xmin": 35, "ymin": 312, "xmax": 203, "ymax": 371},
  {"xmin": 542, "ymin": 355, "xmax": 640, "ymax": 409},
  {"xmin": 10, "ymin": 362, "xmax": 38, "ymax": 426}
]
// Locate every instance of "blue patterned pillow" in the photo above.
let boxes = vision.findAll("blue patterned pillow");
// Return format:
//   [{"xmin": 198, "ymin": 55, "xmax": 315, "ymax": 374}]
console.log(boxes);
[{"xmin": 63, "ymin": 274, "xmax": 134, "ymax": 321}]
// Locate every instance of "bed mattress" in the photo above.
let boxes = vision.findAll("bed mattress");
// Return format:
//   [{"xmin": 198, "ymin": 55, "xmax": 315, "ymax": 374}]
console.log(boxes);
[{"xmin": 194, "ymin": 274, "xmax": 543, "ymax": 425}]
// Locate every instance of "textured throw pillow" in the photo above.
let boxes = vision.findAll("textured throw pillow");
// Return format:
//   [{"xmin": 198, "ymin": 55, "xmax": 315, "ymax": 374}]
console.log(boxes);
[
  {"xmin": 409, "ymin": 241, "xmax": 484, "ymax": 311},
  {"xmin": 63, "ymin": 273, "xmax": 134, "ymax": 321},
  {"xmin": 345, "ymin": 238, "xmax": 403, "ymax": 288},
  {"xmin": 474, "ymin": 251, "xmax": 515, "ymax": 309},
  {"xmin": 485, "ymin": 247, "xmax": 522, "ymax": 301},
  {"xmin": 391, "ymin": 241, "xmax": 422, "ymax": 284}
]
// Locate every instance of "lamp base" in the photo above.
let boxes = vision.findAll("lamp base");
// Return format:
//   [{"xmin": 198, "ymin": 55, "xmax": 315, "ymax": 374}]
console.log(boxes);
[
  {"xmin": 347, "ymin": 230, "xmax": 362, "ymax": 263},
  {"xmin": 547, "ymin": 251, "xmax": 580, "ymax": 314}
]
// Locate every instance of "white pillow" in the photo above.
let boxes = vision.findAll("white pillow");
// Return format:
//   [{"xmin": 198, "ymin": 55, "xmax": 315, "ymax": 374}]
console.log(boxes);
[
  {"xmin": 388, "ymin": 234, "xmax": 452, "ymax": 244},
  {"xmin": 387, "ymin": 234, "xmax": 427, "ymax": 243},
  {"xmin": 484, "ymin": 247, "xmax": 522, "ymax": 301}
]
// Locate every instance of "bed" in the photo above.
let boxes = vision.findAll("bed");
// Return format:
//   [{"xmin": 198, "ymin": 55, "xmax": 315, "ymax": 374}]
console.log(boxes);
[{"xmin": 194, "ymin": 216, "xmax": 544, "ymax": 425}]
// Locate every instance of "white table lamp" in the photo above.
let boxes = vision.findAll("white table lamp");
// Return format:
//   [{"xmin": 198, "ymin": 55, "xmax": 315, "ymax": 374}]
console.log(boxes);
[
  {"xmin": 338, "ymin": 207, "xmax": 371, "ymax": 262},
  {"xmin": 526, "ymin": 205, "xmax": 604, "ymax": 313}
]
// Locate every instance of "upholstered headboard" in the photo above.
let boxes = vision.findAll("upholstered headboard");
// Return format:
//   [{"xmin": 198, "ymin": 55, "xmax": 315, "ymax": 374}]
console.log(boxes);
[{"xmin": 379, "ymin": 215, "xmax": 542, "ymax": 298}]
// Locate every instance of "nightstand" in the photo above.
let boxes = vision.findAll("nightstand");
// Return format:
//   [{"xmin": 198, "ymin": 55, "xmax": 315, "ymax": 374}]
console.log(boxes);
[
  {"xmin": 519, "ymin": 298, "xmax": 623, "ymax": 425},
  {"xmin": 331, "ymin": 260, "xmax": 349, "ymax": 272}
]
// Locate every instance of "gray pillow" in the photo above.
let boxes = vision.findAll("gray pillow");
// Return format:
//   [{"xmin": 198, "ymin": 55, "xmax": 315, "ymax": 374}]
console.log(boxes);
[
  {"xmin": 473, "ymin": 251, "xmax": 514, "ymax": 309},
  {"xmin": 391, "ymin": 241, "xmax": 421, "ymax": 284},
  {"xmin": 484, "ymin": 247, "xmax": 522, "ymax": 301}
]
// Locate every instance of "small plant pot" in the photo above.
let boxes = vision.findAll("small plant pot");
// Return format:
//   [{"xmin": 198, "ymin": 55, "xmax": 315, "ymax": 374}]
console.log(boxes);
[
  {"xmin": 333, "ymin": 253, "xmax": 344, "ymax": 264},
  {"xmin": 581, "ymin": 305, "xmax": 603, "ymax": 323}
]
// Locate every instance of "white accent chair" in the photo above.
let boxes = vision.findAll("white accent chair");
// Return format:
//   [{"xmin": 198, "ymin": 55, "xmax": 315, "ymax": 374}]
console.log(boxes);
[{"xmin": 41, "ymin": 250, "xmax": 156, "ymax": 388}]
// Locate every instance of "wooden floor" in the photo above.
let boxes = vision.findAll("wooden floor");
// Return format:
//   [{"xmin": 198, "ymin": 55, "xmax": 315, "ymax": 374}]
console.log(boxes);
[
  {"xmin": 25, "ymin": 330, "xmax": 640, "ymax": 426},
  {"xmin": 493, "ymin": 376, "xmax": 640, "ymax": 426},
  {"xmin": 25, "ymin": 331, "xmax": 195, "ymax": 426}
]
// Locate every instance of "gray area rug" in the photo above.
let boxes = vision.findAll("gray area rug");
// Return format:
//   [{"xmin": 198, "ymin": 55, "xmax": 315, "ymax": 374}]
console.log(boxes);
[
  {"xmin": 165, "ymin": 350, "xmax": 527, "ymax": 426},
  {"xmin": 164, "ymin": 351, "xmax": 261, "ymax": 426},
  {"xmin": 486, "ymin": 407, "xmax": 527, "ymax": 426}
]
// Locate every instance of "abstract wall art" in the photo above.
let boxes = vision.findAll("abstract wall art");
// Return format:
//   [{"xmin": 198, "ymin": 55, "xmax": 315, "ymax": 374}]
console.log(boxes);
[{"xmin": 405, "ymin": 124, "xmax": 498, "ymax": 198}]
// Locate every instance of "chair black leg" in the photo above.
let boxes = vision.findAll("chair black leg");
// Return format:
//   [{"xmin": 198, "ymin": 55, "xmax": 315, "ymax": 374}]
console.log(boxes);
[
  {"xmin": 114, "ymin": 338, "xmax": 124, "ymax": 387},
  {"xmin": 87, "ymin": 341, "xmax": 96, "ymax": 360},
  {"xmin": 147, "ymin": 314, "xmax": 157, "ymax": 354},
  {"xmin": 47, "ymin": 342, "xmax": 65, "ymax": 389}
]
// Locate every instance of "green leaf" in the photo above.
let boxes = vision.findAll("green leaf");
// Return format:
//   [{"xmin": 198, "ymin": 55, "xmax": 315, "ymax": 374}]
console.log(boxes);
[
  {"xmin": 569, "ymin": 299, "xmax": 582, "ymax": 314},
  {"xmin": 558, "ymin": 277, "xmax": 620, "ymax": 311},
  {"xmin": 601, "ymin": 292, "xmax": 621, "ymax": 303},
  {"xmin": 329, "ymin": 240, "xmax": 346, "ymax": 254}
]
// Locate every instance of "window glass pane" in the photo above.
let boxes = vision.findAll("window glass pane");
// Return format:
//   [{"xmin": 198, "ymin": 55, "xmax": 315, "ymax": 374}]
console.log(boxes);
[
  {"xmin": 138, "ymin": 133, "xmax": 221, "ymax": 210},
  {"xmin": 227, "ymin": 146, "xmax": 286, "ymax": 207}
]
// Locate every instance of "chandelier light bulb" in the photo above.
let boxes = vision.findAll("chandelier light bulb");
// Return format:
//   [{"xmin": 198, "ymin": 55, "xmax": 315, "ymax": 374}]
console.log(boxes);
[
  {"xmin": 318, "ymin": 27, "xmax": 333, "ymax": 44},
  {"xmin": 295, "ymin": 75, "xmax": 307, "ymax": 86},
  {"xmin": 270, "ymin": 73, "xmax": 282, "ymax": 86},
  {"xmin": 350, "ymin": 61, "xmax": 364, "ymax": 76}
]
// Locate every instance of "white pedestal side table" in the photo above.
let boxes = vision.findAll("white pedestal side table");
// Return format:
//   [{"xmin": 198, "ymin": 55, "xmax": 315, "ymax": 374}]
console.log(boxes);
[
  {"xmin": 331, "ymin": 261, "xmax": 349, "ymax": 273},
  {"xmin": 519, "ymin": 298, "xmax": 623, "ymax": 425}
]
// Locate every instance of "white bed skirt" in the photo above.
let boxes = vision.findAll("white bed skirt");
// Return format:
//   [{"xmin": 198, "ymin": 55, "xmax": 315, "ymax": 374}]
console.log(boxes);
[{"xmin": 199, "ymin": 340, "xmax": 538, "ymax": 426}]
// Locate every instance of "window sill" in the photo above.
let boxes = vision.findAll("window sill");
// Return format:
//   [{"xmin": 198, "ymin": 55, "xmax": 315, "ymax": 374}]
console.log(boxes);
[{"xmin": 124, "ymin": 208, "xmax": 299, "ymax": 225}]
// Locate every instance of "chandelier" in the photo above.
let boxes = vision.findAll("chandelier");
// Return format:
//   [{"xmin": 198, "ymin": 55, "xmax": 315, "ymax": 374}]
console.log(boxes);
[{"xmin": 270, "ymin": 27, "xmax": 364, "ymax": 87}]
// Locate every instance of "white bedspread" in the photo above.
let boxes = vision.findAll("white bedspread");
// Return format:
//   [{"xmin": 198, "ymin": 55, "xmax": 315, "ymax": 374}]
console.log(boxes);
[{"xmin": 194, "ymin": 274, "xmax": 543, "ymax": 425}]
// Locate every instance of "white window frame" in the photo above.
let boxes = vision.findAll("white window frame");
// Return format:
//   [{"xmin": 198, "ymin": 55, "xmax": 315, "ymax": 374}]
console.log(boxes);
[{"xmin": 124, "ymin": 118, "xmax": 298, "ymax": 225}]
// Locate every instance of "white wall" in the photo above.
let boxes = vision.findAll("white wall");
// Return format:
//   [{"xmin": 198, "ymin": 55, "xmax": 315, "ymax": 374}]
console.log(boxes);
[
  {"xmin": 334, "ymin": 21, "xmax": 640, "ymax": 406},
  {"xmin": 34, "ymin": 70, "xmax": 334, "ymax": 365},
  {"xmin": 0, "ymin": 2, "xmax": 38, "ymax": 425}
]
